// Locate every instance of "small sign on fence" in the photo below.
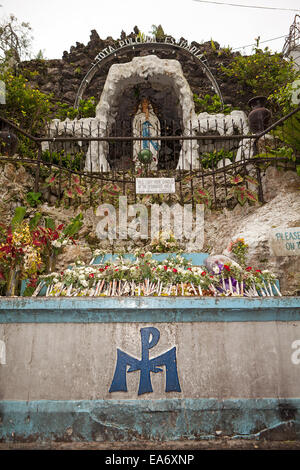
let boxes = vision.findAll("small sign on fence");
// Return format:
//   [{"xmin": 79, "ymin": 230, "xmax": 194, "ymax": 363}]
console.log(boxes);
[
  {"xmin": 135, "ymin": 178, "xmax": 175, "ymax": 194},
  {"xmin": 269, "ymin": 227, "xmax": 300, "ymax": 256}
]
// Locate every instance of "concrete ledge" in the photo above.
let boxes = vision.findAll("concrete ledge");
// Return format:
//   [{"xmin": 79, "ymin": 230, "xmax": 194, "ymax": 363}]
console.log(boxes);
[
  {"xmin": 1, "ymin": 399, "xmax": 300, "ymax": 442},
  {"xmin": 0, "ymin": 297, "xmax": 299, "ymax": 323}
]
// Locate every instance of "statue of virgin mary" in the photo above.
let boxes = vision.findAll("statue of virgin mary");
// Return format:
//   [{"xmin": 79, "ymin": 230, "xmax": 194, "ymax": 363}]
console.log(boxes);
[{"xmin": 133, "ymin": 98, "xmax": 160, "ymax": 170}]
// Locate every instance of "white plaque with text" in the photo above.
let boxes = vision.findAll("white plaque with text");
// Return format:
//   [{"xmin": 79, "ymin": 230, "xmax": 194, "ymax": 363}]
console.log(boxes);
[
  {"xmin": 136, "ymin": 178, "xmax": 175, "ymax": 194},
  {"xmin": 269, "ymin": 227, "xmax": 300, "ymax": 256}
]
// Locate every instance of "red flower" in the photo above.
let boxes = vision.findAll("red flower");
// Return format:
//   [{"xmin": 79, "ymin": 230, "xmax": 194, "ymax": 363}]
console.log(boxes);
[
  {"xmin": 99, "ymin": 268, "xmax": 104, "ymax": 272},
  {"xmin": 61, "ymin": 271, "xmax": 64, "ymax": 275},
  {"xmin": 69, "ymin": 237, "xmax": 76, "ymax": 245},
  {"xmin": 201, "ymin": 271, "xmax": 206, "ymax": 276},
  {"xmin": 173, "ymin": 268, "xmax": 177, "ymax": 273},
  {"xmin": 224, "ymin": 265, "xmax": 230, "ymax": 271},
  {"xmin": 140, "ymin": 253, "xmax": 145, "ymax": 258},
  {"xmin": 246, "ymin": 266, "xmax": 252, "ymax": 271},
  {"xmin": 164, "ymin": 266, "xmax": 168, "ymax": 271},
  {"xmin": 89, "ymin": 273, "xmax": 94, "ymax": 278},
  {"xmin": 105, "ymin": 266, "xmax": 109, "ymax": 270},
  {"xmin": 28, "ymin": 277, "xmax": 38, "ymax": 288},
  {"xmin": 187, "ymin": 267, "xmax": 192, "ymax": 271},
  {"xmin": 57, "ymin": 224, "xmax": 64, "ymax": 230},
  {"xmin": 115, "ymin": 269, "xmax": 119, "ymax": 272},
  {"xmin": 255, "ymin": 269, "xmax": 261, "ymax": 273}
]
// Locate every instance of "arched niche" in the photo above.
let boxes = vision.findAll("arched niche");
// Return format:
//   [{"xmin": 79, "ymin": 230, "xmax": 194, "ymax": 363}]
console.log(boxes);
[{"xmin": 85, "ymin": 55, "xmax": 199, "ymax": 172}]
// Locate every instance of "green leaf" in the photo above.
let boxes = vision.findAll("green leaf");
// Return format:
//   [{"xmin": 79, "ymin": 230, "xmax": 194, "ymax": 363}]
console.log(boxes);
[
  {"xmin": 237, "ymin": 189, "xmax": 247, "ymax": 206},
  {"xmin": 245, "ymin": 189, "xmax": 259, "ymax": 202},
  {"xmin": 63, "ymin": 213, "xmax": 83, "ymax": 237},
  {"xmin": 26, "ymin": 191, "xmax": 42, "ymax": 207},
  {"xmin": 11, "ymin": 206, "xmax": 26, "ymax": 230},
  {"xmin": 244, "ymin": 175, "xmax": 258, "ymax": 186},
  {"xmin": 230, "ymin": 174, "xmax": 244, "ymax": 185},
  {"xmin": 29, "ymin": 212, "xmax": 42, "ymax": 230},
  {"xmin": 45, "ymin": 217, "xmax": 56, "ymax": 230}
]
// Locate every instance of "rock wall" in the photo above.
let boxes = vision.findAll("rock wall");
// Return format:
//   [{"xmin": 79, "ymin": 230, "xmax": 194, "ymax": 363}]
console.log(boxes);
[{"xmin": 20, "ymin": 28, "xmax": 245, "ymax": 111}]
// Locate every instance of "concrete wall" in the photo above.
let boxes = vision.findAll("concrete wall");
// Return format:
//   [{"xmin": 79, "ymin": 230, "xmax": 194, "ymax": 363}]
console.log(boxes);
[{"xmin": 0, "ymin": 297, "xmax": 300, "ymax": 442}]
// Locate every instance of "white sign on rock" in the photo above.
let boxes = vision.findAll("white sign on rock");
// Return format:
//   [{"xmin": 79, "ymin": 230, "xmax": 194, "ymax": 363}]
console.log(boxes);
[
  {"xmin": 136, "ymin": 178, "xmax": 175, "ymax": 194},
  {"xmin": 269, "ymin": 227, "xmax": 300, "ymax": 256}
]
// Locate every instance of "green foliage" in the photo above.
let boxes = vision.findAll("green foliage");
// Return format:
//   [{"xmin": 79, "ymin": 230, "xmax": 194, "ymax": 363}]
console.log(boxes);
[
  {"xmin": 200, "ymin": 149, "xmax": 234, "ymax": 169},
  {"xmin": 44, "ymin": 172, "xmax": 87, "ymax": 206},
  {"xmin": 272, "ymin": 112, "xmax": 300, "ymax": 153},
  {"xmin": 149, "ymin": 25, "xmax": 165, "ymax": 40},
  {"xmin": 221, "ymin": 47, "xmax": 298, "ymax": 107},
  {"xmin": 193, "ymin": 93, "xmax": 232, "ymax": 114},
  {"xmin": 41, "ymin": 149, "xmax": 84, "ymax": 171},
  {"xmin": 194, "ymin": 187, "xmax": 212, "ymax": 208},
  {"xmin": 101, "ymin": 182, "xmax": 122, "ymax": 205},
  {"xmin": 228, "ymin": 238, "xmax": 249, "ymax": 267},
  {"xmin": 55, "ymin": 96, "xmax": 96, "ymax": 120},
  {"xmin": 63, "ymin": 213, "xmax": 83, "ymax": 238},
  {"xmin": 35, "ymin": 49, "xmax": 46, "ymax": 60},
  {"xmin": 11, "ymin": 206, "xmax": 26, "ymax": 230},
  {"xmin": 217, "ymin": 45, "xmax": 233, "ymax": 57},
  {"xmin": 0, "ymin": 67, "xmax": 53, "ymax": 134},
  {"xmin": 255, "ymin": 146, "xmax": 296, "ymax": 162},
  {"xmin": 268, "ymin": 80, "xmax": 300, "ymax": 115},
  {"xmin": 210, "ymin": 39, "xmax": 217, "ymax": 52},
  {"xmin": 227, "ymin": 174, "xmax": 259, "ymax": 206},
  {"xmin": 26, "ymin": 191, "xmax": 42, "ymax": 207},
  {"xmin": 137, "ymin": 31, "xmax": 146, "ymax": 42},
  {"xmin": 44, "ymin": 217, "xmax": 56, "ymax": 230},
  {"xmin": 29, "ymin": 212, "xmax": 42, "ymax": 230}
]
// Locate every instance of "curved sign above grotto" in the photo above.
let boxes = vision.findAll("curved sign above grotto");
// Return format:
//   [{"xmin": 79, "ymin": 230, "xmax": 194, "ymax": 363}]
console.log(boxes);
[{"xmin": 74, "ymin": 36, "xmax": 224, "ymax": 109}]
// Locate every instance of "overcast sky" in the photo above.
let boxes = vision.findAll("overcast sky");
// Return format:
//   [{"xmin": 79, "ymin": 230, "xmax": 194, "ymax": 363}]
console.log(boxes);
[{"xmin": 1, "ymin": 0, "xmax": 299, "ymax": 60}]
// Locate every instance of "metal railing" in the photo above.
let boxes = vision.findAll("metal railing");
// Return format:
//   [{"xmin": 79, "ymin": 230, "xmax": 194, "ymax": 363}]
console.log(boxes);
[{"xmin": 0, "ymin": 107, "xmax": 299, "ymax": 209}]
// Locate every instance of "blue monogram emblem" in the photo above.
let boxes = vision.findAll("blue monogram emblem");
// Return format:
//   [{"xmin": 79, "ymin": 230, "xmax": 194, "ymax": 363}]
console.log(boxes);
[{"xmin": 109, "ymin": 327, "xmax": 181, "ymax": 395}]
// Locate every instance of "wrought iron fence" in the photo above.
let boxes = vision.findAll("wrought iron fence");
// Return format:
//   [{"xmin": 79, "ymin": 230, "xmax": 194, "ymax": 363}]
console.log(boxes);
[{"xmin": 0, "ymin": 106, "xmax": 299, "ymax": 210}]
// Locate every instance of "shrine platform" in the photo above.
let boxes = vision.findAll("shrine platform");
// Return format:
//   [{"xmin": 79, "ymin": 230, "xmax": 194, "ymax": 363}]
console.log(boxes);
[{"xmin": 0, "ymin": 296, "xmax": 300, "ymax": 443}]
